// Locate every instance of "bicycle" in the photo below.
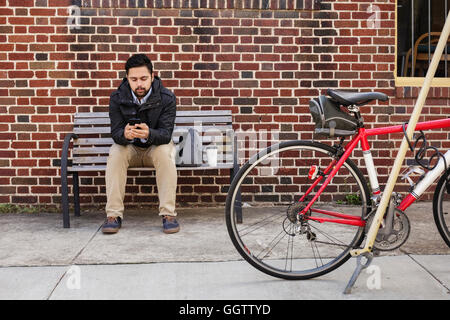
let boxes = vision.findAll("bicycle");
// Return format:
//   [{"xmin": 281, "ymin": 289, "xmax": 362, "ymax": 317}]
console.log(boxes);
[{"xmin": 225, "ymin": 89, "xmax": 450, "ymax": 280}]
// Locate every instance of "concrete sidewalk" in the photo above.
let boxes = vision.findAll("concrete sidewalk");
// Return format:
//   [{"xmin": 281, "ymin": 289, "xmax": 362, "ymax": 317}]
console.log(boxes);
[{"xmin": 0, "ymin": 202, "xmax": 449, "ymax": 300}]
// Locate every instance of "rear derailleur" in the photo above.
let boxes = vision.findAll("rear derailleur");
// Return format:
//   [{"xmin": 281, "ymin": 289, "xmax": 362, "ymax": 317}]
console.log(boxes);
[{"xmin": 284, "ymin": 202, "xmax": 316, "ymax": 241}]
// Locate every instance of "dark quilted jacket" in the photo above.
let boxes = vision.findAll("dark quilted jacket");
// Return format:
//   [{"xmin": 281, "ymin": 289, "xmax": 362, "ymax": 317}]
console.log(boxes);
[{"xmin": 109, "ymin": 76, "xmax": 176, "ymax": 148}]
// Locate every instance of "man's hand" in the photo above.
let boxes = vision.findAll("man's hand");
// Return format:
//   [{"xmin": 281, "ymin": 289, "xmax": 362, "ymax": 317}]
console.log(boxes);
[
  {"xmin": 124, "ymin": 123, "xmax": 150, "ymax": 140},
  {"xmin": 124, "ymin": 123, "xmax": 135, "ymax": 140}
]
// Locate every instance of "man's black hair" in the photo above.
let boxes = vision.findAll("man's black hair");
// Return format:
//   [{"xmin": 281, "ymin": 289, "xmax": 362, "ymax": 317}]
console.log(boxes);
[{"xmin": 125, "ymin": 54, "xmax": 153, "ymax": 75}]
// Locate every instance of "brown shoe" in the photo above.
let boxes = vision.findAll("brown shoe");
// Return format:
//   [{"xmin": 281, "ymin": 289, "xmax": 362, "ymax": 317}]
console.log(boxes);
[
  {"xmin": 102, "ymin": 216, "xmax": 122, "ymax": 234},
  {"xmin": 162, "ymin": 215, "xmax": 180, "ymax": 234}
]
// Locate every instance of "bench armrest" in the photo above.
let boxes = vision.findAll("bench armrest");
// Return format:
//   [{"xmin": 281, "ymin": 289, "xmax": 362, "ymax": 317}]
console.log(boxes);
[
  {"xmin": 61, "ymin": 132, "xmax": 78, "ymax": 228},
  {"xmin": 61, "ymin": 133, "xmax": 78, "ymax": 173}
]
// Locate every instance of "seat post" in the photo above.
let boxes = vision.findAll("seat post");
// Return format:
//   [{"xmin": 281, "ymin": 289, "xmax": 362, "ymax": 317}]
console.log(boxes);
[{"xmin": 348, "ymin": 105, "xmax": 364, "ymax": 128}]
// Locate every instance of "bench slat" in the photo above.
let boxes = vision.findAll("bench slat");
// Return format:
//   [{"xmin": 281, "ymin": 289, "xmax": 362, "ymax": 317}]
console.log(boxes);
[
  {"xmin": 68, "ymin": 163, "xmax": 234, "ymax": 172},
  {"xmin": 73, "ymin": 110, "xmax": 232, "ymax": 119},
  {"xmin": 172, "ymin": 130, "xmax": 233, "ymax": 136},
  {"xmin": 174, "ymin": 116, "xmax": 231, "ymax": 124},
  {"xmin": 173, "ymin": 126, "xmax": 233, "ymax": 132},
  {"xmin": 74, "ymin": 138, "xmax": 114, "ymax": 145},
  {"xmin": 170, "ymin": 136, "xmax": 231, "ymax": 144},
  {"xmin": 73, "ymin": 136, "xmax": 231, "ymax": 146},
  {"xmin": 68, "ymin": 165, "xmax": 107, "ymax": 171},
  {"xmin": 74, "ymin": 118, "xmax": 111, "ymax": 125},
  {"xmin": 73, "ymin": 144, "xmax": 232, "ymax": 155},
  {"xmin": 176, "ymin": 110, "xmax": 232, "ymax": 117},
  {"xmin": 73, "ymin": 156, "xmax": 109, "ymax": 164},
  {"xmin": 74, "ymin": 113, "xmax": 109, "ymax": 118},
  {"xmin": 74, "ymin": 116, "xmax": 232, "ymax": 126},
  {"xmin": 73, "ymin": 126, "xmax": 233, "ymax": 135},
  {"xmin": 73, "ymin": 127, "xmax": 111, "ymax": 134},
  {"xmin": 73, "ymin": 147, "xmax": 111, "ymax": 154},
  {"xmin": 72, "ymin": 154, "xmax": 233, "ymax": 164}
]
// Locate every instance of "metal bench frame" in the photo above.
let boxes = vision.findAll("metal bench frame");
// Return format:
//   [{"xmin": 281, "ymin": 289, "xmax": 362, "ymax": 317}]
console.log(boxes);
[{"xmin": 61, "ymin": 110, "xmax": 242, "ymax": 228}]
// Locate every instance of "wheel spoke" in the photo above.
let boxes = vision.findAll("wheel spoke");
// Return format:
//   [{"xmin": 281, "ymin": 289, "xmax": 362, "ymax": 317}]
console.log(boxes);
[
  {"xmin": 255, "ymin": 228, "xmax": 288, "ymax": 260},
  {"xmin": 285, "ymin": 224, "xmax": 295, "ymax": 271},
  {"xmin": 310, "ymin": 238, "xmax": 324, "ymax": 268},
  {"xmin": 308, "ymin": 223, "xmax": 351, "ymax": 248},
  {"xmin": 237, "ymin": 210, "xmax": 285, "ymax": 237}
]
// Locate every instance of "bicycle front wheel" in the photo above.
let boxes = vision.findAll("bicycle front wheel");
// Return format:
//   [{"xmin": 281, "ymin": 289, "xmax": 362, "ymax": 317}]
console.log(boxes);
[{"xmin": 226, "ymin": 140, "xmax": 370, "ymax": 280}]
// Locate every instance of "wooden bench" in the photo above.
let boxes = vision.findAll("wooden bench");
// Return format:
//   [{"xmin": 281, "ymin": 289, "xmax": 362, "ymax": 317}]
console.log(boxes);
[{"xmin": 60, "ymin": 110, "xmax": 242, "ymax": 228}]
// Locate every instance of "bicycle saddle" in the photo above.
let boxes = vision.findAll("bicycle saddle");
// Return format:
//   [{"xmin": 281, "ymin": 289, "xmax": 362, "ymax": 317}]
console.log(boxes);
[{"xmin": 327, "ymin": 89, "xmax": 388, "ymax": 106}]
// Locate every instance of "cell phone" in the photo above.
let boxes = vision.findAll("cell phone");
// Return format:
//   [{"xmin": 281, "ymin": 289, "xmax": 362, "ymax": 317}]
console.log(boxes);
[{"xmin": 127, "ymin": 118, "xmax": 141, "ymax": 126}]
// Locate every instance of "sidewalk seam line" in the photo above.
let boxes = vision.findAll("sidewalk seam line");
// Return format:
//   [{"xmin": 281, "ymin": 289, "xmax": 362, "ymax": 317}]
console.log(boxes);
[
  {"xmin": 407, "ymin": 254, "xmax": 450, "ymax": 294},
  {"xmin": 69, "ymin": 224, "xmax": 103, "ymax": 265},
  {"xmin": 46, "ymin": 270, "xmax": 69, "ymax": 300},
  {"xmin": 45, "ymin": 223, "xmax": 102, "ymax": 300}
]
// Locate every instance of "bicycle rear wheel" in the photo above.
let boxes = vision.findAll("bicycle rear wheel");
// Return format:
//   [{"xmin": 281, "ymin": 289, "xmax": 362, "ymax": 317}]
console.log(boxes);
[
  {"xmin": 226, "ymin": 140, "xmax": 371, "ymax": 280},
  {"xmin": 433, "ymin": 169, "xmax": 450, "ymax": 247}
]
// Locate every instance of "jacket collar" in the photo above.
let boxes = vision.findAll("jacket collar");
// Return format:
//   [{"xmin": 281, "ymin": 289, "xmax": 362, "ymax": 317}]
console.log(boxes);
[
  {"xmin": 131, "ymin": 87, "xmax": 152, "ymax": 105},
  {"xmin": 118, "ymin": 76, "xmax": 162, "ymax": 110}
]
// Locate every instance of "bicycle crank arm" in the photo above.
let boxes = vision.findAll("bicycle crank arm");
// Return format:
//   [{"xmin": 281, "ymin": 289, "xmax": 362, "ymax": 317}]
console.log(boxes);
[{"xmin": 376, "ymin": 195, "xmax": 396, "ymax": 236}]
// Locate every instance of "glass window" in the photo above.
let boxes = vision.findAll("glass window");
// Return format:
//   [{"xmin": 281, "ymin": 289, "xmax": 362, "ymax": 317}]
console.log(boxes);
[{"xmin": 397, "ymin": 0, "xmax": 450, "ymax": 83}]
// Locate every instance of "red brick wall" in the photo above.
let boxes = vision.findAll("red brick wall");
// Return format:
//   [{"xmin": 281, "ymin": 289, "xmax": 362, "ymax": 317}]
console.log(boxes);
[{"xmin": 1, "ymin": 0, "xmax": 448, "ymax": 211}]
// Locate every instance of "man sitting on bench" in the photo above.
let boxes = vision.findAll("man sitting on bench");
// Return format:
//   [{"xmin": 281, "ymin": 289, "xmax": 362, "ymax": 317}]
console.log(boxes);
[{"xmin": 102, "ymin": 53, "xmax": 179, "ymax": 235}]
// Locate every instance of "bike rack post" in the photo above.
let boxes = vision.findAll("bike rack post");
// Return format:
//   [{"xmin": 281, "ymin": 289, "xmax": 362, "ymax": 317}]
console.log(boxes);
[{"xmin": 344, "ymin": 11, "xmax": 450, "ymax": 293}]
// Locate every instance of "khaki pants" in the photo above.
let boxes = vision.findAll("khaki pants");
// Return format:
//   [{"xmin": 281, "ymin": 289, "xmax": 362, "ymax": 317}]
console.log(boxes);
[{"xmin": 105, "ymin": 141, "xmax": 177, "ymax": 220}]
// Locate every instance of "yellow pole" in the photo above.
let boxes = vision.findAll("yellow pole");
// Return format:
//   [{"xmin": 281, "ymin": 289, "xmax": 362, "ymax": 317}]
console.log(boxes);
[{"xmin": 351, "ymin": 12, "xmax": 450, "ymax": 257}]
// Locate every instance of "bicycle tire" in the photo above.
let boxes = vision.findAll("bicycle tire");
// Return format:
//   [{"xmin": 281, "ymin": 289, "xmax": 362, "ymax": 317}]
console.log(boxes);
[
  {"xmin": 433, "ymin": 168, "xmax": 450, "ymax": 247},
  {"xmin": 225, "ymin": 140, "xmax": 371, "ymax": 280}
]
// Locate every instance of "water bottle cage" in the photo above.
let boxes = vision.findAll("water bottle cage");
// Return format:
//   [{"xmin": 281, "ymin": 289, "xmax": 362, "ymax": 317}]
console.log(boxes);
[{"xmin": 401, "ymin": 165, "xmax": 426, "ymax": 191}]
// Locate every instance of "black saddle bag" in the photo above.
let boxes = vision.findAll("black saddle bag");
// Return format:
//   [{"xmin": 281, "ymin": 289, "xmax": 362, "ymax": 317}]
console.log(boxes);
[{"xmin": 309, "ymin": 95, "xmax": 358, "ymax": 138}]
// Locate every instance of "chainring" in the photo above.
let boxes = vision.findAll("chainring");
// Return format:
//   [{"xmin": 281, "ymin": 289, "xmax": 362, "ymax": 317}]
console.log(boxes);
[{"xmin": 366, "ymin": 208, "xmax": 411, "ymax": 251}]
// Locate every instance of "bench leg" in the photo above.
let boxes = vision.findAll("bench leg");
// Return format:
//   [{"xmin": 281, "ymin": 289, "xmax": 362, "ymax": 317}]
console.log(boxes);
[
  {"xmin": 61, "ymin": 170, "xmax": 70, "ymax": 228},
  {"xmin": 235, "ymin": 187, "xmax": 243, "ymax": 224},
  {"xmin": 60, "ymin": 132, "xmax": 78, "ymax": 228},
  {"xmin": 231, "ymin": 133, "xmax": 242, "ymax": 223},
  {"xmin": 73, "ymin": 172, "xmax": 80, "ymax": 217},
  {"xmin": 230, "ymin": 167, "xmax": 242, "ymax": 224}
]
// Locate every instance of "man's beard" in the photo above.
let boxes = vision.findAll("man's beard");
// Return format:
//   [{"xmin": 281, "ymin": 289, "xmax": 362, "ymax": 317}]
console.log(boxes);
[{"xmin": 134, "ymin": 87, "xmax": 149, "ymax": 99}]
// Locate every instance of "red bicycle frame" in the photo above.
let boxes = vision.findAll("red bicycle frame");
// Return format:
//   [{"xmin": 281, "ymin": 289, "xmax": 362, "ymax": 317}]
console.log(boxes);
[{"xmin": 298, "ymin": 117, "xmax": 450, "ymax": 227}]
